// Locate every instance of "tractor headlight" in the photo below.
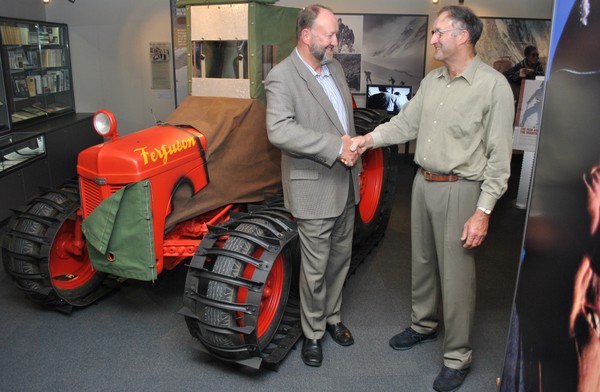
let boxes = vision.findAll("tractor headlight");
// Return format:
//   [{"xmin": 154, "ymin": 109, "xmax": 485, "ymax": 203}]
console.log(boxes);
[{"xmin": 93, "ymin": 109, "xmax": 118, "ymax": 139}]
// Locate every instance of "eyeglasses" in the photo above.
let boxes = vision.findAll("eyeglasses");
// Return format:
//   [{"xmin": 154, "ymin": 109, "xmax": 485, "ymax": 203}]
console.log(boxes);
[{"xmin": 431, "ymin": 28, "xmax": 464, "ymax": 38}]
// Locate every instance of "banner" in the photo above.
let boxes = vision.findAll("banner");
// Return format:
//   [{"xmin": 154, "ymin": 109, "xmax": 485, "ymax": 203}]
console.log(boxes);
[
  {"xmin": 500, "ymin": 1, "xmax": 600, "ymax": 391},
  {"xmin": 512, "ymin": 79, "xmax": 545, "ymax": 152}
]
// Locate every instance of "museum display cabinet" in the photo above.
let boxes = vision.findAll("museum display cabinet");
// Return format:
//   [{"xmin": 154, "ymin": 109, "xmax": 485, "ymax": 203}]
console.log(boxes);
[
  {"xmin": 0, "ymin": 131, "xmax": 45, "ymax": 175},
  {"xmin": 0, "ymin": 17, "xmax": 74, "ymax": 129},
  {"xmin": 0, "ymin": 17, "xmax": 101, "ymax": 223},
  {"xmin": 0, "ymin": 49, "xmax": 8, "ymax": 134},
  {"xmin": 0, "ymin": 113, "xmax": 102, "ymax": 223}
]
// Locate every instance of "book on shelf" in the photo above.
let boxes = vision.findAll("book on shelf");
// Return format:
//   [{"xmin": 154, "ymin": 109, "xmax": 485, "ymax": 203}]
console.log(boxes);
[
  {"xmin": 11, "ymin": 75, "xmax": 29, "ymax": 98},
  {"xmin": 29, "ymin": 75, "xmax": 42, "ymax": 94},
  {"xmin": 31, "ymin": 103, "xmax": 53, "ymax": 113},
  {"xmin": 38, "ymin": 30, "xmax": 49, "ymax": 45},
  {"xmin": 21, "ymin": 107, "xmax": 47, "ymax": 117},
  {"xmin": 14, "ymin": 111, "xmax": 37, "ymax": 120},
  {"xmin": 26, "ymin": 76, "xmax": 38, "ymax": 97},
  {"xmin": 8, "ymin": 48, "xmax": 28, "ymax": 69},
  {"xmin": 43, "ymin": 70, "xmax": 70, "ymax": 92},
  {"xmin": 41, "ymin": 48, "xmax": 64, "ymax": 67},
  {"xmin": 27, "ymin": 50, "xmax": 39, "ymax": 68},
  {"xmin": 47, "ymin": 103, "xmax": 70, "ymax": 111},
  {"xmin": 0, "ymin": 25, "xmax": 30, "ymax": 45},
  {"xmin": 42, "ymin": 26, "xmax": 61, "ymax": 45},
  {"xmin": 28, "ymin": 30, "xmax": 38, "ymax": 44},
  {"xmin": 31, "ymin": 102, "xmax": 70, "ymax": 113},
  {"xmin": 11, "ymin": 112, "xmax": 29, "ymax": 122}
]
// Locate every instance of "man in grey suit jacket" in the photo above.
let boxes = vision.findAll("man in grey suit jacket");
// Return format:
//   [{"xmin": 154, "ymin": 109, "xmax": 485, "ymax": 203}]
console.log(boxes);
[{"xmin": 265, "ymin": 4, "xmax": 361, "ymax": 367}]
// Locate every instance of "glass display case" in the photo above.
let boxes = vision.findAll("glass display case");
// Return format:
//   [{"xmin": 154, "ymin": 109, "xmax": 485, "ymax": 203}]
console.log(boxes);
[
  {"xmin": 0, "ymin": 18, "xmax": 74, "ymax": 128},
  {"xmin": 0, "ymin": 48, "xmax": 9, "ymax": 134},
  {"xmin": 0, "ymin": 131, "xmax": 45, "ymax": 175}
]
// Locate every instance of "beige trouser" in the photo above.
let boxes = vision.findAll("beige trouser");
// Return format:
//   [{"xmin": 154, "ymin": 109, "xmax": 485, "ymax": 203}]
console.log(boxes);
[
  {"xmin": 410, "ymin": 172, "xmax": 479, "ymax": 369},
  {"xmin": 296, "ymin": 183, "xmax": 355, "ymax": 340}
]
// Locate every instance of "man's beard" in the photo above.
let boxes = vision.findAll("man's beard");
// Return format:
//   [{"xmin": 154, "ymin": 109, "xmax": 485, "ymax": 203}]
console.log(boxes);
[{"xmin": 310, "ymin": 42, "xmax": 334, "ymax": 65}]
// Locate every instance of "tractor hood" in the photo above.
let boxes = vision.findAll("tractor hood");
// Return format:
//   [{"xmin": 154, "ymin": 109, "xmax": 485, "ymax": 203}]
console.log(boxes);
[
  {"xmin": 78, "ymin": 124, "xmax": 206, "ymax": 184},
  {"xmin": 78, "ymin": 96, "xmax": 282, "ymax": 228}
]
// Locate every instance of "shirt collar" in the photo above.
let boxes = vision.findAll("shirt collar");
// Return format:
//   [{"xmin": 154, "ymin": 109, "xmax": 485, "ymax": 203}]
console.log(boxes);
[
  {"xmin": 435, "ymin": 54, "xmax": 482, "ymax": 85},
  {"xmin": 296, "ymin": 47, "xmax": 330, "ymax": 77}
]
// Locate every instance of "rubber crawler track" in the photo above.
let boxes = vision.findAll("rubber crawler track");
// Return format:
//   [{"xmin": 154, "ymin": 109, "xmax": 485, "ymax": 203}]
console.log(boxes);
[
  {"xmin": 180, "ymin": 202, "xmax": 301, "ymax": 369},
  {"xmin": 351, "ymin": 108, "xmax": 399, "ymax": 273},
  {"xmin": 1, "ymin": 182, "xmax": 111, "ymax": 313}
]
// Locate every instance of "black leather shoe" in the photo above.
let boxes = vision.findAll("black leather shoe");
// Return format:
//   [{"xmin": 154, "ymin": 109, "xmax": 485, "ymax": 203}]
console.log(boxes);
[
  {"xmin": 301, "ymin": 338, "xmax": 322, "ymax": 367},
  {"xmin": 326, "ymin": 322, "xmax": 354, "ymax": 346},
  {"xmin": 433, "ymin": 365, "xmax": 469, "ymax": 392},
  {"xmin": 389, "ymin": 327, "xmax": 437, "ymax": 351}
]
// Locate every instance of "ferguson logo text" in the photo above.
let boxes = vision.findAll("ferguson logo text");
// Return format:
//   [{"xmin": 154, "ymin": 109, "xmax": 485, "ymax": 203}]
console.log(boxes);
[{"xmin": 134, "ymin": 137, "xmax": 197, "ymax": 165}]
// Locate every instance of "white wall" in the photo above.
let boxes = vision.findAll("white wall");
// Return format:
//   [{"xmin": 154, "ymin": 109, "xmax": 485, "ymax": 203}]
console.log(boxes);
[
  {"xmin": 0, "ymin": 0, "xmax": 46, "ymax": 20},
  {"xmin": 1, "ymin": 0, "xmax": 553, "ymax": 135},
  {"xmin": 43, "ymin": 0, "xmax": 174, "ymax": 134}
]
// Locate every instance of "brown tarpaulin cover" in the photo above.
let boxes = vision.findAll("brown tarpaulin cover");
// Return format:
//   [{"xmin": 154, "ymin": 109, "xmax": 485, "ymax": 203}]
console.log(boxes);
[{"xmin": 164, "ymin": 96, "xmax": 282, "ymax": 228}]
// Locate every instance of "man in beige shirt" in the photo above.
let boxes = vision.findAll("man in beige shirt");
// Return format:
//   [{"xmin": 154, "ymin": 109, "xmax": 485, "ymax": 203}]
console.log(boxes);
[{"xmin": 351, "ymin": 6, "xmax": 514, "ymax": 391}]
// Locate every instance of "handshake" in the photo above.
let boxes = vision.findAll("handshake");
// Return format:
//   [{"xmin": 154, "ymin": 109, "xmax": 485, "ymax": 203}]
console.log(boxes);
[{"xmin": 339, "ymin": 134, "xmax": 374, "ymax": 167}]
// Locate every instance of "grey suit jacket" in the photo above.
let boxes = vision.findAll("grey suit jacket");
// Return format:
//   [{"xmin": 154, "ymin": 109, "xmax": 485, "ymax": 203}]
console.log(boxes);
[{"xmin": 265, "ymin": 49, "xmax": 361, "ymax": 220}]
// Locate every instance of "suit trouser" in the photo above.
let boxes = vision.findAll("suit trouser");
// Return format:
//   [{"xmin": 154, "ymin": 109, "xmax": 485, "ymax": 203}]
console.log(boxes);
[
  {"xmin": 296, "ymin": 182, "xmax": 355, "ymax": 340},
  {"xmin": 410, "ymin": 173, "xmax": 479, "ymax": 370}
]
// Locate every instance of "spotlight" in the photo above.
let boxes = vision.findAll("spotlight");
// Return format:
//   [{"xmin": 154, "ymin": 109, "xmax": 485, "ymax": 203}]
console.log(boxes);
[{"xmin": 43, "ymin": 0, "xmax": 50, "ymax": 4}]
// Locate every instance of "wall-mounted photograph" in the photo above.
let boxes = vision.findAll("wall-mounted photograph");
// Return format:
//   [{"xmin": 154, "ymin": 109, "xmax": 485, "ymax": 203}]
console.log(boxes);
[
  {"xmin": 477, "ymin": 17, "xmax": 551, "ymax": 75},
  {"xmin": 334, "ymin": 14, "xmax": 428, "ymax": 96}
]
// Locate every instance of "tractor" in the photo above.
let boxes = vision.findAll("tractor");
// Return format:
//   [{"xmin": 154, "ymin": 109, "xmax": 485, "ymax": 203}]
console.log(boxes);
[{"xmin": 0, "ymin": 0, "xmax": 400, "ymax": 369}]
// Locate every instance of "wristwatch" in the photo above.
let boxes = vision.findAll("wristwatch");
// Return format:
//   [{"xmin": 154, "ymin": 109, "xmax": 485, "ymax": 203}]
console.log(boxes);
[{"xmin": 477, "ymin": 206, "xmax": 492, "ymax": 215}]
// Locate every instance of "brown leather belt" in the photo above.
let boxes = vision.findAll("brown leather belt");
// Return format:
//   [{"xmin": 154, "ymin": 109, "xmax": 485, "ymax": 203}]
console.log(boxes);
[{"xmin": 420, "ymin": 168, "xmax": 462, "ymax": 182}]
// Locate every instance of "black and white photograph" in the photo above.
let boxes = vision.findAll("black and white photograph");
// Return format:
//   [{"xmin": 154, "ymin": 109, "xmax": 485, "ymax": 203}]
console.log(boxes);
[
  {"xmin": 333, "ymin": 15, "xmax": 363, "ymax": 92},
  {"xmin": 477, "ymin": 17, "xmax": 551, "ymax": 74},
  {"xmin": 361, "ymin": 14, "xmax": 428, "ymax": 94},
  {"xmin": 335, "ymin": 14, "xmax": 362, "ymax": 55}
]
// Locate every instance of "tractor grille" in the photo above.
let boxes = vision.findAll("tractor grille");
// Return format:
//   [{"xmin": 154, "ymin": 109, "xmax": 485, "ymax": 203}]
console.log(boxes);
[{"xmin": 80, "ymin": 177, "xmax": 124, "ymax": 218}]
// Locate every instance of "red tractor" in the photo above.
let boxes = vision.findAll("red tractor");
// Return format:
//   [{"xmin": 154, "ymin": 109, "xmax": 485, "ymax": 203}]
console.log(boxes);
[{"xmin": 0, "ymin": 95, "xmax": 398, "ymax": 369}]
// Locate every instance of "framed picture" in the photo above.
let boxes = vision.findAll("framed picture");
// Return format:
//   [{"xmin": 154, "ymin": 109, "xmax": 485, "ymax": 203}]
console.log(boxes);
[
  {"xmin": 334, "ymin": 14, "xmax": 428, "ymax": 95},
  {"xmin": 477, "ymin": 17, "xmax": 551, "ymax": 75}
]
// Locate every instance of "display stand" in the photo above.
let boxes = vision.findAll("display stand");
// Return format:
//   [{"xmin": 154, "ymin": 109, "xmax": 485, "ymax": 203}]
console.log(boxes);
[
  {"xmin": 512, "ymin": 78, "xmax": 545, "ymax": 210},
  {"xmin": 514, "ymin": 151, "xmax": 535, "ymax": 209}
]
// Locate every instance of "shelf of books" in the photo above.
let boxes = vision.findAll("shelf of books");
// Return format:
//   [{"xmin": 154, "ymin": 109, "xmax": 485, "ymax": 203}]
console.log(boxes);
[
  {"xmin": 0, "ymin": 18, "xmax": 74, "ymax": 129},
  {"xmin": 0, "ymin": 45, "xmax": 9, "ymax": 135}
]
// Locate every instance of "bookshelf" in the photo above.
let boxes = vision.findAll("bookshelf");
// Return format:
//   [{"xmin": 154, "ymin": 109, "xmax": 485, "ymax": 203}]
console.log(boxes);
[
  {"xmin": 0, "ymin": 18, "xmax": 74, "ymax": 130},
  {"xmin": 0, "ymin": 45, "xmax": 8, "ymax": 134}
]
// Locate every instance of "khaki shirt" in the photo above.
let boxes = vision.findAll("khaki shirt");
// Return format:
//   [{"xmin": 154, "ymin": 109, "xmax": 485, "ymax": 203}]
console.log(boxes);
[{"xmin": 371, "ymin": 55, "xmax": 514, "ymax": 210}]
